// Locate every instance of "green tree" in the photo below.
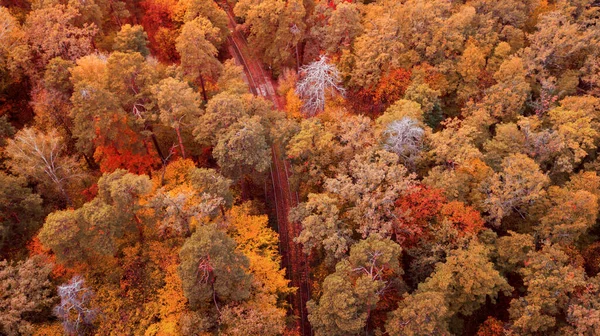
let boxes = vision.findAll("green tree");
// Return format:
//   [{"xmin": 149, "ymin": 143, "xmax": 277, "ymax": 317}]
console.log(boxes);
[
  {"xmin": 290, "ymin": 193, "xmax": 351, "ymax": 259},
  {"xmin": 193, "ymin": 91, "xmax": 247, "ymax": 146},
  {"xmin": 213, "ymin": 116, "xmax": 272, "ymax": 179},
  {"xmin": 308, "ymin": 236, "xmax": 402, "ymax": 336},
  {"xmin": 113, "ymin": 24, "xmax": 150, "ymax": 57},
  {"xmin": 176, "ymin": 17, "xmax": 222, "ymax": 101},
  {"xmin": 38, "ymin": 170, "xmax": 152, "ymax": 265},
  {"xmin": 152, "ymin": 77, "xmax": 202, "ymax": 159},
  {"xmin": 178, "ymin": 224, "xmax": 252, "ymax": 311},
  {"xmin": 385, "ymin": 291, "xmax": 450, "ymax": 336},
  {"xmin": 418, "ymin": 243, "xmax": 512, "ymax": 316},
  {"xmin": 0, "ymin": 172, "xmax": 44, "ymax": 251}
]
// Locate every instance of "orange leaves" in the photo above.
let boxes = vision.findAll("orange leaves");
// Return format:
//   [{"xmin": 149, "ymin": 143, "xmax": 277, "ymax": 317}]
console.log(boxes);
[
  {"xmin": 141, "ymin": 0, "xmax": 179, "ymax": 62},
  {"xmin": 374, "ymin": 68, "xmax": 412, "ymax": 107},
  {"xmin": 94, "ymin": 143, "xmax": 159, "ymax": 175},
  {"xmin": 440, "ymin": 201, "xmax": 484, "ymax": 235},
  {"xmin": 93, "ymin": 114, "xmax": 160, "ymax": 175},
  {"xmin": 394, "ymin": 185, "xmax": 485, "ymax": 245},
  {"xmin": 476, "ymin": 317, "xmax": 506, "ymax": 336}
]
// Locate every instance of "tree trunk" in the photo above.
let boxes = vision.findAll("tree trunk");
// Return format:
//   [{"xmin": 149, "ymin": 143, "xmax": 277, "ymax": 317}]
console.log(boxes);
[
  {"xmin": 175, "ymin": 126, "xmax": 186, "ymax": 159},
  {"xmin": 150, "ymin": 132, "xmax": 165, "ymax": 162},
  {"xmin": 199, "ymin": 75, "xmax": 208, "ymax": 102}
]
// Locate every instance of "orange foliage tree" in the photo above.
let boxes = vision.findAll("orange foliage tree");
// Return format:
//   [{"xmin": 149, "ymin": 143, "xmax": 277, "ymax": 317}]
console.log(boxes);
[
  {"xmin": 374, "ymin": 68, "xmax": 412, "ymax": 107},
  {"xmin": 93, "ymin": 114, "xmax": 160, "ymax": 174}
]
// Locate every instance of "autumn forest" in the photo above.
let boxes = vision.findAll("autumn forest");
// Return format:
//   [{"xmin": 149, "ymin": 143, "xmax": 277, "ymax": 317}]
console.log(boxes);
[{"xmin": 2, "ymin": 0, "xmax": 600, "ymax": 335}]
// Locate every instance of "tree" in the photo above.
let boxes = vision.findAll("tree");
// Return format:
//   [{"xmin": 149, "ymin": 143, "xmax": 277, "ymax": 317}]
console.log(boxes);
[
  {"xmin": 0, "ymin": 7, "xmax": 27, "ymax": 94},
  {"xmin": 0, "ymin": 172, "xmax": 44, "ymax": 251},
  {"xmin": 176, "ymin": 17, "xmax": 221, "ymax": 101},
  {"xmin": 508, "ymin": 244, "xmax": 587, "ymax": 334},
  {"xmin": 523, "ymin": 9, "xmax": 597, "ymax": 81},
  {"xmin": 39, "ymin": 170, "xmax": 152, "ymax": 265},
  {"xmin": 222, "ymin": 204, "xmax": 289, "ymax": 335},
  {"xmin": 152, "ymin": 77, "xmax": 202, "ymax": 159},
  {"xmin": 212, "ymin": 116, "xmax": 272, "ymax": 179},
  {"xmin": 483, "ymin": 153, "xmax": 549, "ymax": 226},
  {"xmin": 321, "ymin": 2, "xmax": 363, "ymax": 55},
  {"xmin": 324, "ymin": 149, "xmax": 416, "ymax": 237},
  {"xmin": 54, "ymin": 275, "xmax": 97, "ymax": 336},
  {"xmin": 219, "ymin": 300, "xmax": 286, "ymax": 336},
  {"xmin": 381, "ymin": 117, "xmax": 425, "ymax": 169},
  {"xmin": 0, "ymin": 256, "xmax": 55, "ymax": 336},
  {"xmin": 193, "ymin": 91, "xmax": 247, "ymax": 146},
  {"xmin": 235, "ymin": 0, "xmax": 305, "ymax": 69},
  {"xmin": 5, "ymin": 127, "xmax": 82, "ymax": 204},
  {"xmin": 479, "ymin": 57, "xmax": 531, "ymax": 122},
  {"xmin": 535, "ymin": 186, "xmax": 597, "ymax": 245},
  {"xmin": 286, "ymin": 118, "xmax": 337, "ymax": 194},
  {"xmin": 225, "ymin": 204, "xmax": 290, "ymax": 299},
  {"xmin": 385, "ymin": 291, "xmax": 450, "ymax": 336},
  {"xmin": 418, "ymin": 243, "xmax": 512, "ymax": 316},
  {"xmin": 456, "ymin": 40, "xmax": 487, "ymax": 105},
  {"xmin": 290, "ymin": 193, "xmax": 351, "ymax": 259},
  {"xmin": 374, "ymin": 68, "xmax": 412, "ymax": 107},
  {"xmin": 548, "ymin": 103, "xmax": 600, "ymax": 174},
  {"xmin": 178, "ymin": 224, "xmax": 252, "ymax": 311},
  {"xmin": 217, "ymin": 60, "xmax": 249, "ymax": 95},
  {"xmin": 175, "ymin": 0, "xmax": 229, "ymax": 43},
  {"xmin": 150, "ymin": 160, "xmax": 232, "ymax": 236},
  {"xmin": 496, "ymin": 231, "xmax": 535, "ymax": 273},
  {"xmin": 24, "ymin": 4, "xmax": 97, "ymax": 74},
  {"xmin": 112, "ymin": 24, "xmax": 150, "ymax": 57},
  {"xmin": 308, "ymin": 236, "xmax": 402, "ymax": 336},
  {"xmin": 296, "ymin": 55, "xmax": 345, "ymax": 116}
]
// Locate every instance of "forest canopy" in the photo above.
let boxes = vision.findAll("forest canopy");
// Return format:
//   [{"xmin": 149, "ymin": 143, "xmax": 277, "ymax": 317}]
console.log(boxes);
[{"xmin": 2, "ymin": 0, "xmax": 600, "ymax": 335}]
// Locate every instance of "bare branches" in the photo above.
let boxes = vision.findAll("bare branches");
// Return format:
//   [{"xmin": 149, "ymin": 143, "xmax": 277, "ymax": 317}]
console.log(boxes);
[
  {"xmin": 382, "ymin": 117, "xmax": 425, "ymax": 169},
  {"xmin": 5, "ymin": 127, "xmax": 82, "ymax": 204},
  {"xmin": 295, "ymin": 55, "xmax": 345, "ymax": 116},
  {"xmin": 54, "ymin": 276, "xmax": 97, "ymax": 335}
]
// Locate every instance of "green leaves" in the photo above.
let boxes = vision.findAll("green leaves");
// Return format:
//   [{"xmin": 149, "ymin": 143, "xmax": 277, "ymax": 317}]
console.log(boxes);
[{"xmin": 178, "ymin": 224, "xmax": 252, "ymax": 311}]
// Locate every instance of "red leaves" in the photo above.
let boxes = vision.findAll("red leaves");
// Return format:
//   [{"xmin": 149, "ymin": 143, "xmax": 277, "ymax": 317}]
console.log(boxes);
[
  {"xmin": 93, "ymin": 114, "xmax": 160, "ymax": 174},
  {"xmin": 394, "ymin": 186, "xmax": 445, "ymax": 245},
  {"xmin": 141, "ymin": 0, "xmax": 179, "ymax": 62},
  {"xmin": 394, "ymin": 185, "xmax": 485, "ymax": 246},
  {"xmin": 374, "ymin": 68, "xmax": 412, "ymax": 107}
]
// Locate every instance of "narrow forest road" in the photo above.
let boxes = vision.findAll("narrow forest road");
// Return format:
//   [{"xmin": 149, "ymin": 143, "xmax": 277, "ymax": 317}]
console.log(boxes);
[{"xmin": 222, "ymin": 5, "xmax": 312, "ymax": 336}]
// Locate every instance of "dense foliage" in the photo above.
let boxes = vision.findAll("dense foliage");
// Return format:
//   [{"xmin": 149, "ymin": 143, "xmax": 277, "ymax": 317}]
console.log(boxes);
[{"xmin": 2, "ymin": 0, "xmax": 600, "ymax": 335}]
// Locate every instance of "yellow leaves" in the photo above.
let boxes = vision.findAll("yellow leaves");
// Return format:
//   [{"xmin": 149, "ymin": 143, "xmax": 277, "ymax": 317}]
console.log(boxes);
[
  {"xmin": 285, "ymin": 89, "xmax": 303, "ymax": 119},
  {"xmin": 156, "ymin": 159, "xmax": 195, "ymax": 190},
  {"xmin": 70, "ymin": 54, "xmax": 108, "ymax": 86},
  {"xmin": 227, "ymin": 204, "xmax": 279, "ymax": 259},
  {"xmin": 145, "ymin": 263, "xmax": 187, "ymax": 335},
  {"xmin": 376, "ymin": 99, "xmax": 424, "ymax": 126},
  {"xmin": 32, "ymin": 323, "xmax": 63, "ymax": 336},
  {"xmin": 226, "ymin": 204, "xmax": 292, "ymax": 298}
]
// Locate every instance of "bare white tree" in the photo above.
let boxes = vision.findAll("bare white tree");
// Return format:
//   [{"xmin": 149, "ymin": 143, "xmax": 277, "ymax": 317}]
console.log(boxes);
[
  {"xmin": 295, "ymin": 55, "xmax": 345, "ymax": 116},
  {"xmin": 5, "ymin": 127, "xmax": 81, "ymax": 204},
  {"xmin": 54, "ymin": 276, "xmax": 97, "ymax": 335},
  {"xmin": 382, "ymin": 117, "xmax": 424, "ymax": 168}
]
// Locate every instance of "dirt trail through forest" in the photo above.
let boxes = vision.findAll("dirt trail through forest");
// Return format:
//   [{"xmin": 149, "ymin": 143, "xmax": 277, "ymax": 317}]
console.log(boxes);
[{"xmin": 222, "ymin": 5, "xmax": 312, "ymax": 336}]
